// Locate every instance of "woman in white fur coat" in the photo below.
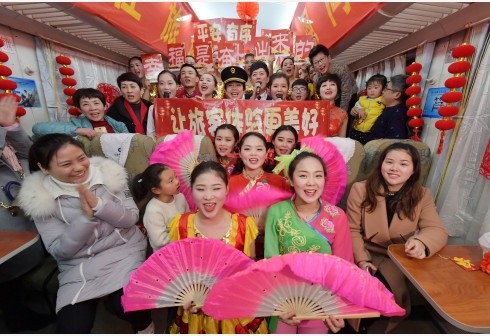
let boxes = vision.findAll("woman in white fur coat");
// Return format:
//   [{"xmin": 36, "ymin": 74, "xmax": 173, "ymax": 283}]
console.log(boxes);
[{"xmin": 18, "ymin": 133, "xmax": 153, "ymax": 333}]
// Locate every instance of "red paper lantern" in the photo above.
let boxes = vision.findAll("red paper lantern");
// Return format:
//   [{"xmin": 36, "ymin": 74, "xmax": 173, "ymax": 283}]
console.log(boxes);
[
  {"xmin": 438, "ymin": 105, "xmax": 459, "ymax": 117},
  {"xmin": 404, "ymin": 62, "xmax": 424, "ymax": 141},
  {"xmin": 441, "ymin": 91, "xmax": 463, "ymax": 103},
  {"xmin": 406, "ymin": 74, "xmax": 422, "ymax": 85},
  {"xmin": 405, "ymin": 85, "xmax": 421, "ymax": 96},
  {"xmin": 444, "ymin": 76, "xmax": 467, "ymax": 88},
  {"xmin": 59, "ymin": 67, "xmax": 75, "ymax": 76},
  {"xmin": 0, "ymin": 65, "xmax": 12, "ymax": 77},
  {"xmin": 406, "ymin": 96, "xmax": 421, "ymax": 106},
  {"xmin": 435, "ymin": 42, "xmax": 475, "ymax": 154},
  {"xmin": 236, "ymin": 2, "xmax": 259, "ymax": 22},
  {"xmin": 56, "ymin": 54, "xmax": 80, "ymax": 116},
  {"xmin": 0, "ymin": 78, "xmax": 17, "ymax": 90},
  {"xmin": 448, "ymin": 61, "xmax": 471, "ymax": 74},
  {"xmin": 407, "ymin": 107, "xmax": 422, "ymax": 117},
  {"xmin": 0, "ymin": 51, "xmax": 8, "ymax": 63},
  {"xmin": 408, "ymin": 118, "xmax": 424, "ymax": 128},
  {"xmin": 62, "ymin": 77, "xmax": 77, "ymax": 86},
  {"xmin": 452, "ymin": 44, "xmax": 476, "ymax": 58}
]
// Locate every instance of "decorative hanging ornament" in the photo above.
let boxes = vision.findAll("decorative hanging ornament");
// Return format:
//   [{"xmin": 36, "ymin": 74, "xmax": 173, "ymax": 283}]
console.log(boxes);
[
  {"xmin": 0, "ymin": 39, "xmax": 26, "ymax": 117},
  {"xmin": 404, "ymin": 62, "xmax": 423, "ymax": 141},
  {"xmin": 56, "ymin": 54, "xmax": 80, "ymax": 116},
  {"xmin": 236, "ymin": 2, "xmax": 259, "ymax": 22},
  {"xmin": 435, "ymin": 43, "xmax": 475, "ymax": 154}
]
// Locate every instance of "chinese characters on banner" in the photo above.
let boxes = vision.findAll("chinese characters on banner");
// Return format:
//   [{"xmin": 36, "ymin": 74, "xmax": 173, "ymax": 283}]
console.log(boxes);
[
  {"xmin": 141, "ymin": 54, "xmax": 164, "ymax": 82},
  {"xmin": 193, "ymin": 42, "xmax": 213, "ymax": 68},
  {"xmin": 294, "ymin": 35, "xmax": 315, "ymax": 62},
  {"xmin": 153, "ymin": 99, "xmax": 331, "ymax": 140},
  {"xmin": 266, "ymin": 29, "xmax": 293, "ymax": 55},
  {"xmin": 216, "ymin": 42, "xmax": 240, "ymax": 68},
  {"xmin": 254, "ymin": 37, "xmax": 271, "ymax": 61},
  {"xmin": 290, "ymin": 2, "xmax": 382, "ymax": 47},
  {"xmin": 167, "ymin": 43, "xmax": 186, "ymax": 69}
]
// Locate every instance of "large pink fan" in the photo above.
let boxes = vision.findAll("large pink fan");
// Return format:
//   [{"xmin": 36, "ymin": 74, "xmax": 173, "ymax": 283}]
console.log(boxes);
[
  {"xmin": 225, "ymin": 186, "xmax": 292, "ymax": 233},
  {"xmin": 203, "ymin": 253, "xmax": 405, "ymax": 320},
  {"xmin": 121, "ymin": 238, "xmax": 254, "ymax": 312},
  {"xmin": 300, "ymin": 136, "xmax": 347, "ymax": 205},
  {"xmin": 149, "ymin": 130, "xmax": 197, "ymax": 210}
]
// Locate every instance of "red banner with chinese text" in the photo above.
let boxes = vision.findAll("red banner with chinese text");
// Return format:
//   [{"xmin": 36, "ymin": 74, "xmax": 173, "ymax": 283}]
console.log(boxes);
[
  {"xmin": 264, "ymin": 29, "xmax": 293, "ymax": 55},
  {"xmin": 216, "ymin": 42, "xmax": 240, "ymax": 68},
  {"xmin": 294, "ymin": 35, "xmax": 316, "ymax": 62},
  {"xmin": 73, "ymin": 2, "xmax": 196, "ymax": 57},
  {"xmin": 254, "ymin": 37, "xmax": 271, "ymax": 61},
  {"xmin": 194, "ymin": 18, "xmax": 256, "ymax": 45},
  {"xmin": 193, "ymin": 42, "xmax": 213, "ymax": 67},
  {"xmin": 290, "ymin": 2, "xmax": 383, "ymax": 47},
  {"xmin": 153, "ymin": 99, "xmax": 331, "ymax": 141},
  {"xmin": 141, "ymin": 54, "xmax": 164, "ymax": 82},
  {"xmin": 167, "ymin": 43, "xmax": 186, "ymax": 69}
]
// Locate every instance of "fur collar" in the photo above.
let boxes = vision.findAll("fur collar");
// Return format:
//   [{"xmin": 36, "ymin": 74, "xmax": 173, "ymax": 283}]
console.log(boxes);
[{"xmin": 18, "ymin": 156, "xmax": 128, "ymax": 219}]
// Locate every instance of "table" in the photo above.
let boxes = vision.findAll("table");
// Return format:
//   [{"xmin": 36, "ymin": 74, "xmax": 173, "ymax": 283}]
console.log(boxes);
[
  {"xmin": 388, "ymin": 244, "xmax": 490, "ymax": 333},
  {"xmin": 0, "ymin": 231, "xmax": 39, "ymax": 264}
]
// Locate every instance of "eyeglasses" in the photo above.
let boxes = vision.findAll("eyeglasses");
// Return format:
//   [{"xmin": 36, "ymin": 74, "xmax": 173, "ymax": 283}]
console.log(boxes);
[
  {"xmin": 383, "ymin": 87, "xmax": 400, "ymax": 93},
  {"xmin": 292, "ymin": 87, "xmax": 307, "ymax": 93},
  {"xmin": 313, "ymin": 56, "xmax": 328, "ymax": 67}
]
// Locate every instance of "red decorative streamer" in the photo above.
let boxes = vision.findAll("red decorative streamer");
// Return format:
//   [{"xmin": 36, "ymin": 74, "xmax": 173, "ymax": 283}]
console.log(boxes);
[
  {"xmin": 435, "ymin": 43, "xmax": 475, "ymax": 154},
  {"xmin": 0, "ymin": 39, "xmax": 26, "ymax": 117},
  {"xmin": 405, "ymin": 62, "xmax": 423, "ymax": 141},
  {"xmin": 56, "ymin": 54, "xmax": 80, "ymax": 116}
]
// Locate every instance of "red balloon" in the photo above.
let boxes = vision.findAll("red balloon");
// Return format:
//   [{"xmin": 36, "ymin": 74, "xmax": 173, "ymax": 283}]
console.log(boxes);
[
  {"xmin": 0, "ymin": 79, "xmax": 17, "ymax": 90},
  {"xmin": 408, "ymin": 118, "xmax": 424, "ymax": 128},
  {"xmin": 448, "ymin": 61, "xmax": 470, "ymax": 74},
  {"xmin": 407, "ymin": 107, "xmax": 422, "ymax": 117},
  {"xmin": 406, "ymin": 74, "xmax": 422, "ymax": 85},
  {"xmin": 236, "ymin": 2, "xmax": 259, "ymax": 21},
  {"xmin": 0, "ymin": 51, "xmax": 9, "ymax": 63},
  {"xmin": 16, "ymin": 106, "xmax": 26, "ymax": 117},
  {"xmin": 441, "ymin": 91, "xmax": 463, "ymax": 103},
  {"xmin": 56, "ymin": 55, "xmax": 72, "ymax": 65},
  {"xmin": 0, "ymin": 65, "xmax": 12, "ymax": 77},
  {"xmin": 406, "ymin": 96, "xmax": 421, "ymax": 106},
  {"xmin": 406, "ymin": 62, "xmax": 422, "ymax": 74},
  {"xmin": 405, "ymin": 85, "xmax": 421, "ymax": 96},
  {"xmin": 435, "ymin": 119, "xmax": 455, "ymax": 131},
  {"xmin": 451, "ymin": 44, "xmax": 475, "ymax": 58},
  {"xmin": 438, "ymin": 105, "xmax": 459, "ymax": 117},
  {"xmin": 62, "ymin": 77, "xmax": 77, "ymax": 86},
  {"xmin": 68, "ymin": 107, "xmax": 81, "ymax": 116},
  {"xmin": 59, "ymin": 67, "xmax": 75, "ymax": 76},
  {"xmin": 63, "ymin": 87, "xmax": 77, "ymax": 96},
  {"xmin": 444, "ymin": 76, "xmax": 466, "ymax": 89}
]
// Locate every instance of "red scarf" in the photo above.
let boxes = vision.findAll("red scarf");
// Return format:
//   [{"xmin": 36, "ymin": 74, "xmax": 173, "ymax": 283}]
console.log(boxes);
[{"xmin": 123, "ymin": 99, "xmax": 148, "ymax": 134}]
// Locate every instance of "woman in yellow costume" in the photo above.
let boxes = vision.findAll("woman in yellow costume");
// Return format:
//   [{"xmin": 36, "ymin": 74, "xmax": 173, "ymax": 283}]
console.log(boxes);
[{"xmin": 167, "ymin": 161, "xmax": 268, "ymax": 334}]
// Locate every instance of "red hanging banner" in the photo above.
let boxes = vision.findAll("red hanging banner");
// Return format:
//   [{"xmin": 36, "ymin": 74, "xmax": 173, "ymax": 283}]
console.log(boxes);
[
  {"xmin": 153, "ymin": 99, "xmax": 331, "ymax": 140},
  {"xmin": 194, "ymin": 42, "xmax": 213, "ymax": 67},
  {"xmin": 294, "ymin": 35, "xmax": 315, "ymax": 63},
  {"xmin": 73, "ymin": 2, "xmax": 196, "ymax": 57},
  {"xmin": 290, "ymin": 2, "xmax": 383, "ymax": 47},
  {"xmin": 216, "ymin": 42, "xmax": 240, "ymax": 68},
  {"xmin": 253, "ymin": 37, "xmax": 271, "ymax": 61},
  {"xmin": 167, "ymin": 43, "xmax": 186, "ymax": 70}
]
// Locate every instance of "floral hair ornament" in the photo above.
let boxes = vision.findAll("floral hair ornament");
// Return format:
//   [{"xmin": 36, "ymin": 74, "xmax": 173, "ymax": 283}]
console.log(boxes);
[{"xmin": 272, "ymin": 147, "xmax": 312, "ymax": 177}]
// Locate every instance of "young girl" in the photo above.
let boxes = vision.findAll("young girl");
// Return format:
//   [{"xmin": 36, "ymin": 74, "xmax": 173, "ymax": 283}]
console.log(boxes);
[
  {"xmin": 17, "ymin": 134, "xmax": 153, "ymax": 333},
  {"xmin": 317, "ymin": 73, "xmax": 348, "ymax": 137},
  {"xmin": 264, "ymin": 151, "xmax": 353, "ymax": 334},
  {"xmin": 132, "ymin": 163, "xmax": 189, "ymax": 252},
  {"xmin": 268, "ymin": 72, "xmax": 289, "ymax": 101},
  {"xmin": 197, "ymin": 73, "xmax": 218, "ymax": 99},
  {"xmin": 214, "ymin": 124, "xmax": 239, "ymax": 175},
  {"xmin": 167, "ymin": 161, "xmax": 268, "ymax": 334},
  {"xmin": 347, "ymin": 143, "xmax": 448, "ymax": 332},
  {"xmin": 350, "ymin": 74, "xmax": 387, "ymax": 144},
  {"xmin": 146, "ymin": 70, "xmax": 178, "ymax": 139},
  {"xmin": 229, "ymin": 132, "xmax": 290, "ymax": 195}
]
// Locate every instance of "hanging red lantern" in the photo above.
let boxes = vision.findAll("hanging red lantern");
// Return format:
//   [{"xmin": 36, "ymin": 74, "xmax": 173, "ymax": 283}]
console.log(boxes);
[
  {"xmin": 435, "ymin": 43, "xmax": 475, "ymax": 154},
  {"xmin": 236, "ymin": 2, "xmax": 259, "ymax": 22},
  {"xmin": 405, "ymin": 62, "xmax": 423, "ymax": 141},
  {"xmin": 56, "ymin": 54, "xmax": 80, "ymax": 116},
  {"xmin": 0, "ymin": 39, "xmax": 26, "ymax": 117}
]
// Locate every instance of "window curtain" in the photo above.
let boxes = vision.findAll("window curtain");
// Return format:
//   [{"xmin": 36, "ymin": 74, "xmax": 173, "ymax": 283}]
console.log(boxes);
[
  {"xmin": 435, "ymin": 22, "xmax": 490, "ymax": 244},
  {"xmin": 354, "ymin": 55, "xmax": 406, "ymax": 93},
  {"xmin": 34, "ymin": 37, "xmax": 126, "ymax": 121}
]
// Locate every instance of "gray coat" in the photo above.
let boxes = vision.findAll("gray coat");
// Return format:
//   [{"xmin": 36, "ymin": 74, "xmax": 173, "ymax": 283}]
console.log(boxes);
[
  {"xmin": 0, "ymin": 124, "xmax": 45, "ymax": 282},
  {"xmin": 18, "ymin": 156, "xmax": 147, "ymax": 312}
]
